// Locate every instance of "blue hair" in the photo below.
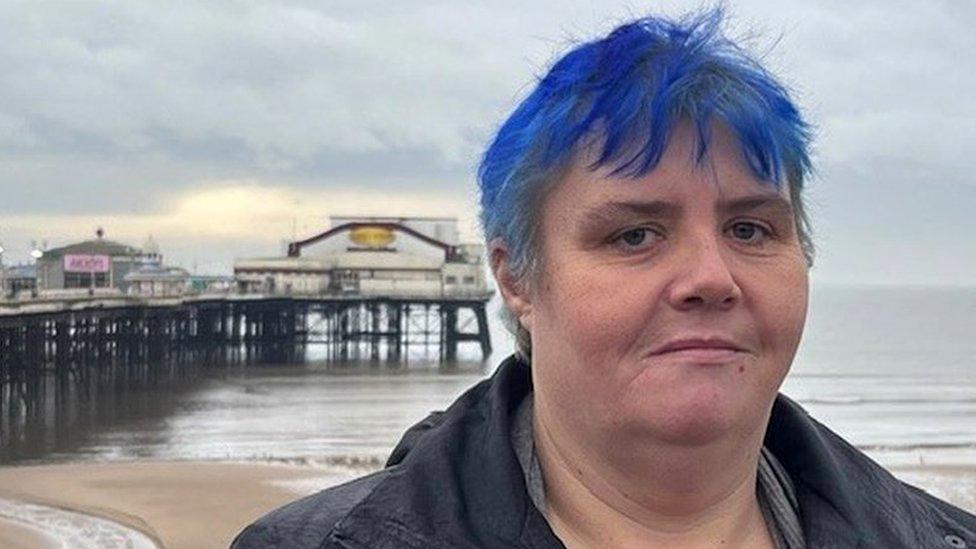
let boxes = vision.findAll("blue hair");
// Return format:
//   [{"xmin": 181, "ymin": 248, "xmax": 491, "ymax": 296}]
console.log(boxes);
[{"xmin": 479, "ymin": 8, "xmax": 814, "ymax": 293}]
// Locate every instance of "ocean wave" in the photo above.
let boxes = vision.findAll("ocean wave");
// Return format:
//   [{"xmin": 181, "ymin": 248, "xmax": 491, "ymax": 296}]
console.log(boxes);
[
  {"xmin": 857, "ymin": 442, "xmax": 976, "ymax": 452},
  {"xmin": 243, "ymin": 454, "xmax": 386, "ymax": 469},
  {"xmin": 0, "ymin": 497, "xmax": 159, "ymax": 549},
  {"xmin": 800, "ymin": 395, "xmax": 976, "ymax": 405}
]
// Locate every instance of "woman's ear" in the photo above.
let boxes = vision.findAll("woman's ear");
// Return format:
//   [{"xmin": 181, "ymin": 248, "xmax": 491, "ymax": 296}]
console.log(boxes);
[{"xmin": 488, "ymin": 239, "xmax": 533, "ymax": 332}]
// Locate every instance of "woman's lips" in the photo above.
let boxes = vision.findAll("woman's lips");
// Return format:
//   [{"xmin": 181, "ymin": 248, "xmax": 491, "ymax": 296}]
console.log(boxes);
[
  {"xmin": 652, "ymin": 347, "xmax": 743, "ymax": 363},
  {"xmin": 648, "ymin": 338, "xmax": 748, "ymax": 364}
]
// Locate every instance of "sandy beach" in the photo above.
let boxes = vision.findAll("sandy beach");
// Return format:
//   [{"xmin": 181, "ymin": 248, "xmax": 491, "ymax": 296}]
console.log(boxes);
[
  {"xmin": 0, "ymin": 459, "xmax": 972, "ymax": 548},
  {"xmin": 0, "ymin": 461, "xmax": 369, "ymax": 549}
]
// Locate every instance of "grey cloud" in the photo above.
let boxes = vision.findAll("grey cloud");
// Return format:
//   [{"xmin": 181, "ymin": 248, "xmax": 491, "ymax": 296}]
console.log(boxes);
[{"xmin": 0, "ymin": 0, "xmax": 973, "ymax": 283}]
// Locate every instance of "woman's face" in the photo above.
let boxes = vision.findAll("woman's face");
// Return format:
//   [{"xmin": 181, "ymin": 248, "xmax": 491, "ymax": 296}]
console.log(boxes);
[{"xmin": 520, "ymin": 122, "xmax": 809, "ymax": 449}]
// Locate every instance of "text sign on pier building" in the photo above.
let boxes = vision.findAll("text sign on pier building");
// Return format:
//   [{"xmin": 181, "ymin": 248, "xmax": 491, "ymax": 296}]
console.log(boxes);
[{"xmin": 63, "ymin": 254, "xmax": 110, "ymax": 273}]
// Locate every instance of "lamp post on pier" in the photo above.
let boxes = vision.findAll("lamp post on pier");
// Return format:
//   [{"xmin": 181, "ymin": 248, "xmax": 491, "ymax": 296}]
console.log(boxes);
[
  {"xmin": 0, "ymin": 243, "xmax": 6, "ymax": 300},
  {"xmin": 30, "ymin": 247, "xmax": 43, "ymax": 298}
]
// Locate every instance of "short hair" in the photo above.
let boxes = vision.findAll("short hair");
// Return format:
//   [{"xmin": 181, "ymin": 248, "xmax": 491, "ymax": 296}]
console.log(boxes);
[{"xmin": 478, "ymin": 8, "xmax": 814, "ymax": 360}]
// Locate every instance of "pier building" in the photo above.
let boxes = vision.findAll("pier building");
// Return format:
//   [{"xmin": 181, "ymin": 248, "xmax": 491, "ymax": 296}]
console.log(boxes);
[
  {"xmin": 1, "ymin": 265, "xmax": 36, "ymax": 298},
  {"xmin": 233, "ymin": 217, "xmax": 487, "ymax": 297},
  {"xmin": 35, "ymin": 232, "xmax": 163, "ymax": 294},
  {"xmin": 124, "ymin": 265, "xmax": 191, "ymax": 297}
]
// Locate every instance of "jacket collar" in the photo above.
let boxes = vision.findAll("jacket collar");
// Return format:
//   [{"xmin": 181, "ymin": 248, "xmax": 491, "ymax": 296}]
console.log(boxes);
[
  {"xmin": 336, "ymin": 355, "xmax": 544, "ymax": 548},
  {"xmin": 765, "ymin": 396, "xmax": 867, "ymax": 547}
]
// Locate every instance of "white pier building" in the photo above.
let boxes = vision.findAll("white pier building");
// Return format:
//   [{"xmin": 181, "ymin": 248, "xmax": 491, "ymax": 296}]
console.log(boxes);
[{"xmin": 233, "ymin": 217, "xmax": 489, "ymax": 298}]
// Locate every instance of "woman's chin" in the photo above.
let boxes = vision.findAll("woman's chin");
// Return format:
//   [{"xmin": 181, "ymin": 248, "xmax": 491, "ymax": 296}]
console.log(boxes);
[{"xmin": 615, "ymin": 387, "xmax": 758, "ymax": 446}]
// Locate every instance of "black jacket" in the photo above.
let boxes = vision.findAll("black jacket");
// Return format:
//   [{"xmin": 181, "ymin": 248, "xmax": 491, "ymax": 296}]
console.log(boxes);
[{"xmin": 233, "ymin": 356, "xmax": 976, "ymax": 548}]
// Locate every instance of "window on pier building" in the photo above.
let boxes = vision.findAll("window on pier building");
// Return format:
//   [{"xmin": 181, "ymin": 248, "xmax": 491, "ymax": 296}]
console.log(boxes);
[{"xmin": 64, "ymin": 272, "xmax": 109, "ymax": 289}]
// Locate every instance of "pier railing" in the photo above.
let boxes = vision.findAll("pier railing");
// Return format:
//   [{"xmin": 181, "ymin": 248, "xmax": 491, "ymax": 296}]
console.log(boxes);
[{"xmin": 0, "ymin": 288, "xmax": 494, "ymax": 313}]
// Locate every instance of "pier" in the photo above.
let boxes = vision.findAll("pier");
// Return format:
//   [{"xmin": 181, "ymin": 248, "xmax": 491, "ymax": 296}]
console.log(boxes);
[
  {"xmin": 0, "ymin": 292, "xmax": 493, "ymax": 377},
  {"xmin": 0, "ymin": 292, "xmax": 492, "ymax": 460},
  {"xmin": 0, "ymin": 217, "xmax": 496, "ymax": 459}
]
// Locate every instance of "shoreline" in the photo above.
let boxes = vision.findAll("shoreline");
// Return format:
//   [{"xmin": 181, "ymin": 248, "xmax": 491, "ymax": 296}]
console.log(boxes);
[
  {"xmin": 0, "ymin": 457, "xmax": 972, "ymax": 548},
  {"xmin": 0, "ymin": 496, "xmax": 158, "ymax": 549}
]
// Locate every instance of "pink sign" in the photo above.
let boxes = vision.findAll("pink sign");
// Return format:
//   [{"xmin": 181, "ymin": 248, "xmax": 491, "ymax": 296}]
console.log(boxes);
[{"xmin": 64, "ymin": 254, "xmax": 110, "ymax": 273}]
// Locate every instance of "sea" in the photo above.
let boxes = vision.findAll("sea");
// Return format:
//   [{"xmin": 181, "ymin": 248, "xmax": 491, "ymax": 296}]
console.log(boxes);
[{"xmin": 2, "ymin": 284, "xmax": 975, "ymax": 467}]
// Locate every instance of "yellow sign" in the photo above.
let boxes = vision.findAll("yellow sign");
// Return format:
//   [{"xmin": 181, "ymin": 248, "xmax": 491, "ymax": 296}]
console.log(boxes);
[{"xmin": 350, "ymin": 226, "xmax": 395, "ymax": 248}]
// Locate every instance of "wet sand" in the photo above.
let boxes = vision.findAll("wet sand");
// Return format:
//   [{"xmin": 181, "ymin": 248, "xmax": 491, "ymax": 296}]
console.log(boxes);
[
  {"xmin": 887, "ymin": 465, "xmax": 976, "ymax": 514},
  {"xmin": 0, "ymin": 517, "xmax": 61, "ymax": 549},
  {"xmin": 0, "ymin": 461, "xmax": 366, "ymax": 549},
  {"xmin": 0, "ymin": 460, "xmax": 972, "ymax": 548}
]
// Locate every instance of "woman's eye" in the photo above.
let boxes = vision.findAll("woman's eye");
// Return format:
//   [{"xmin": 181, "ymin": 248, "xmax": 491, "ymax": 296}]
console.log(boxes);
[
  {"xmin": 613, "ymin": 228, "xmax": 659, "ymax": 250},
  {"xmin": 727, "ymin": 222, "xmax": 771, "ymax": 244}
]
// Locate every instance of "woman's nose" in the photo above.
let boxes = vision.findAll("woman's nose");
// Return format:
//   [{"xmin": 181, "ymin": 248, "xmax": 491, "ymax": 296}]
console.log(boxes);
[{"xmin": 666, "ymin": 234, "xmax": 742, "ymax": 311}]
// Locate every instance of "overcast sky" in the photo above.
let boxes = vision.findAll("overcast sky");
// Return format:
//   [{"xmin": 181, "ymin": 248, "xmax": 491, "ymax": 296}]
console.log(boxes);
[{"xmin": 0, "ymin": 0, "xmax": 973, "ymax": 285}]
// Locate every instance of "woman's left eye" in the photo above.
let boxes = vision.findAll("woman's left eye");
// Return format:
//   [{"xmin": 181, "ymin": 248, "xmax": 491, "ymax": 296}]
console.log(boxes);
[{"xmin": 726, "ymin": 221, "xmax": 772, "ymax": 244}]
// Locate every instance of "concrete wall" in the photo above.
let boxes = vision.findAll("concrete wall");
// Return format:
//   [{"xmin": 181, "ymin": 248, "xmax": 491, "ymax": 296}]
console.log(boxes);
[
  {"xmin": 442, "ymin": 262, "xmax": 486, "ymax": 293},
  {"xmin": 127, "ymin": 279, "xmax": 188, "ymax": 297},
  {"xmin": 359, "ymin": 278, "xmax": 441, "ymax": 296},
  {"xmin": 235, "ymin": 270, "xmax": 330, "ymax": 295},
  {"xmin": 35, "ymin": 258, "xmax": 64, "ymax": 290}
]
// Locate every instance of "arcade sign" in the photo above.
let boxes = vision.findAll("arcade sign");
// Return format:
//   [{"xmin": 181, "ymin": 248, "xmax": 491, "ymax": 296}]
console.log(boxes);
[{"xmin": 64, "ymin": 254, "xmax": 110, "ymax": 273}]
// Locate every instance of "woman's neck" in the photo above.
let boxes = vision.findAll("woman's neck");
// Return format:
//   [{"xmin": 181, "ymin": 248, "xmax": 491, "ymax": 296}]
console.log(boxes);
[{"xmin": 532, "ymin": 402, "xmax": 775, "ymax": 549}]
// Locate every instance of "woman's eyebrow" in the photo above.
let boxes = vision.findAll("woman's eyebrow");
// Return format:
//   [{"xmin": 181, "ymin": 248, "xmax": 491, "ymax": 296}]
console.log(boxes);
[
  {"xmin": 719, "ymin": 195, "xmax": 795, "ymax": 218},
  {"xmin": 575, "ymin": 195, "xmax": 794, "ymax": 234},
  {"xmin": 576, "ymin": 200, "xmax": 681, "ymax": 233}
]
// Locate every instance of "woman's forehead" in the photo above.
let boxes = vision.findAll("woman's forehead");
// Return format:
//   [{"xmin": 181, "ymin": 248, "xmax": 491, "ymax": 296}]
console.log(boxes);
[{"xmin": 555, "ymin": 122, "xmax": 791, "ymax": 211}]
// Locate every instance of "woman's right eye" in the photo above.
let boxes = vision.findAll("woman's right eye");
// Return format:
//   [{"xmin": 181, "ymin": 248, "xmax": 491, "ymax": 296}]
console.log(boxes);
[{"xmin": 612, "ymin": 227, "xmax": 661, "ymax": 251}]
